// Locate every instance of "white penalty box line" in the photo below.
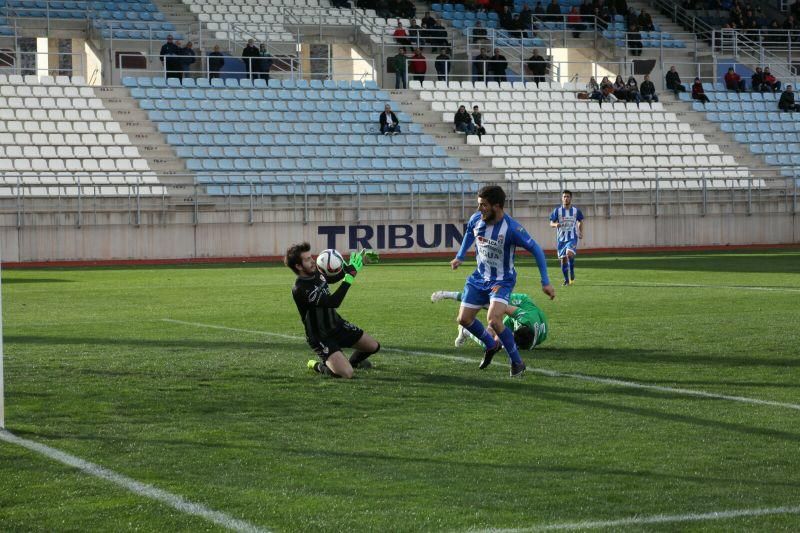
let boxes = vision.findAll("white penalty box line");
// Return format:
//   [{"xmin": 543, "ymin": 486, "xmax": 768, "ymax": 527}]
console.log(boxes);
[{"xmin": 161, "ymin": 319, "xmax": 800, "ymax": 412}]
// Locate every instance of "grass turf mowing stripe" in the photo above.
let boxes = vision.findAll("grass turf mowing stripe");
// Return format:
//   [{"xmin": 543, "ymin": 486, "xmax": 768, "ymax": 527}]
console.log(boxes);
[
  {"xmin": 584, "ymin": 281, "xmax": 800, "ymax": 293},
  {"xmin": 0, "ymin": 430, "xmax": 269, "ymax": 533},
  {"xmin": 478, "ymin": 504, "xmax": 800, "ymax": 532},
  {"xmin": 161, "ymin": 319, "xmax": 800, "ymax": 412}
]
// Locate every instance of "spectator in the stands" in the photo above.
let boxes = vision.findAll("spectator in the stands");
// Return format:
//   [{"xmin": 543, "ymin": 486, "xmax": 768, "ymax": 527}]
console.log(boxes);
[
  {"xmin": 640, "ymin": 74, "xmax": 658, "ymax": 104},
  {"xmin": 408, "ymin": 19, "xmax": 423, "ymax": 48},
  {"xmin": 763, "ymin": 67, "xmax": 781, "ymax": 92},
  {"xmin": 626, "ymin": 76, "xmax": 642, "ymax": 104},
  {"xmin": 172, "ymin": 40, "xmax": 186, "ymax": 80},
  {"xmin": 435, "ymin": 48, "xmax": 450, "ymax": 81},
  {"xmin": 568, "ymin": 6, "xmax": 583, "ymax": 37},
  {"xmin": 586, "ymin": 76, "xmax": 602, "ymax": 100},
  {"xmin": 526, "ymin": 49, "xmax": 548, "ymax": 84},
  {"xmin": 724, "ymin": 67, "xmax": 746, "ymax": 92},
  {"xmin": 393, "ymin": 47, "xmax": 408, "ymax": 89},
  {"xmin": 472, "ymin": 47, "xmax": 490, "ymax": 82},
  {"xmin": 779, "ymin": 85, "xmax": 800, "ymax": 111},
  {"xmin": 628, "ymin": 25, "xmax": 642, "ymax": 56},
  {"xmin": 471, "ymin": 21, "xmax": 488, "ymax": 44},
  {"xmin": 692, "ymin": 77, "xmax": 710, "ymax": 103},
  {"xmin": 472, "ymin": 105, "xmax": 486, "ymax": 140},
  {"xmin": 429, "ymin": 18, "xmax": 450, "ymax": 49},
  {"xmin": 499, "ymin": 6, "xmax": 515, "ymax": 30},
  {"xmin": 375, "ymin": 0, "xmax": 390, "ymax": 18},
  {"xmin": 256, "ymin": 43, "xmax": 273, "ymax": 82},
  {"xmin": 520, "ymin": 3, "xmax": 534, "ymax": 32},
  {"xmin": 242, "ymin": 39, "xmax": 260, "ymax": 80},
  {"xmin": 398, "ymin": 0, "xmax": 415, "ymax": 19},
  {"xmin": 533, "ymin": 1, "xmax": 544, "ymax": 15},
  {"xmin": 638, "ymin": 10, "xmax": 655, "ymax": 31},
  {"xmin": 490, "ymin": 49, "xmax": 508, "ymax": 82},
  {"xmin": 613, "ymin": 75, "xmax": 630, "ymax": 101},
  {"xmin": 159, "ymin": 35, "xmax": 182, "ymax": 80},
  {"xmin": 546, "ymin": 0, "xmax": 561, "ymax": 19},
  {"xmin": 182, "ymin": 42, "xmax": 196, "ymax": 77},
  {"xmin": 393, "ymin": 22, "xmax": 411, "ymax": 46},
  {"xmin": 409, "ymin": 48, "xmax": 427, "ymax": 83},
  {"xmin": 751, "ymin": 67, "xmax": 765, "ymax": 92},
  {"xmin": 665, "ymin": 65, "xmax": 686, "ymax": 94},
  {"xmin": 208, "ymin": 45, "xmax": 224, "ymax": 79},
  {"xmin": 379, "ymin": 104, "xmax": 401, "ymax": 135},
  {"xmin": 600, "ymin": 76, "xmax": 617, "ymax": 104},
  {"xmin": 454, "ymin": 105, "xmax": 477, "ymax": 134},
  {"xmin": 421, "ymin": 11, "xmax": 436, "ymax": 28}
]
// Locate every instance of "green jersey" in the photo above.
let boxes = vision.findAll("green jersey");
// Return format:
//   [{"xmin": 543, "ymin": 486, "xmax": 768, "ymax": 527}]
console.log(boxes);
[{"xmin": 502, "ymin": 293, "xmax": 548, "ymax": 347}]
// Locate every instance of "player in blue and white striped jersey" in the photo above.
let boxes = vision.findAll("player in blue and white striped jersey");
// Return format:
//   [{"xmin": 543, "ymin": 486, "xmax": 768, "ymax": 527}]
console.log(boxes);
[
  {"xmin": 549, "ymin": 190, "xmax": 584, "ymax": 286},
  {"xmin": 451, "ymin": 185, "xmax": 555, "ymax": 377}
]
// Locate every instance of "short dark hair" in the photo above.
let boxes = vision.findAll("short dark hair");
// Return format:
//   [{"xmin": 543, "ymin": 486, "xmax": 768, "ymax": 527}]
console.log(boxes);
[
  {"xmin": 285, "ymin": 242, "xmax": 310, "ymax": 274},
  {"xmin": 562, "ymin": 189, "xmax": 572, "ymax": 196},
  {"xmin": 478, "ymin": 185, "xmax": 505, "ymax": 208},
  {"xmin": 513, "ymin": 326, "xmax": 535, "ymax": 350}
]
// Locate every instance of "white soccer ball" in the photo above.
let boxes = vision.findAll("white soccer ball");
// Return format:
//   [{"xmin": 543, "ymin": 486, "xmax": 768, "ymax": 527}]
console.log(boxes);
[{"xmin": 316, "ymin": 249, "xmax": 345, "ymax": 277}]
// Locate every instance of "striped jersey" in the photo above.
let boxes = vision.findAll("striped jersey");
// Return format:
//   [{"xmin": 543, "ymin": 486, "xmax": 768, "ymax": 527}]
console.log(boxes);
[
  {"xmin": 456, "ymin": 212, "xmax": 550, "ymax": 285},
  {"xmin": 549, "ymin": 205, "xmax": 584, "ymax": 242}
]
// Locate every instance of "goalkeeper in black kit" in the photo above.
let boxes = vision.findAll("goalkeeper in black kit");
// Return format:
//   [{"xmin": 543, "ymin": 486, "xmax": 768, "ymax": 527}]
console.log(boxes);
[{"xmin": 285, "ymin": 242, "xmax": 380, "ymax": 378}]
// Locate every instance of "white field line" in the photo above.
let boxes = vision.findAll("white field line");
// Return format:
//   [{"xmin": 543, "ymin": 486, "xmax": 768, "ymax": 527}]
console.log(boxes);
[
  {"xmin": 0, "ymin": 430, "xmax": 269, "ymax": 533},
  {"xmin": 477, "ymin": 504, "xmax": 800, "ymax": 532},
  {"xmin": 161, "ymin": 319, "xmax": 800, "ymax": 411},
  {"xmin": 585, "ymin": 281, "xmax": 800, "ymax": 293}
]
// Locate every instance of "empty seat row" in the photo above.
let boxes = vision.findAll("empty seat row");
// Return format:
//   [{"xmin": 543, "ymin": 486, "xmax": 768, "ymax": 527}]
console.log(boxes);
[
  {"xmin": 203, "ymin": 181, "xmax": 470, "ymax": 196},
  {"xmin": 139, "ymin": 97, "xmax": 387, "ymax": 113},
  {"xmin": 0, "ymin": 108, "xmax": 112, "ymax": 121},
  {"xmin": 469, "ymin": 132, "xmax": 708, "ymax": 146},
  {"xmin": 452, "ymin": 111, "xmax": 678, "ymax": 124},
  {"xmin": 176, "ymin": 144, "xmax": 445, "ymax": 158},
  {"xmin": 0, "ymin": 158, "xmax": 150, "ymax": 172},
  {"xmin": 0, "ymin": 96, "xmax": 104, "ymax": 110},
  {"xmin": 123, "ymin": 76, "xmax": 380, "ymax": 91},
  {"xmin": 0, "ymin": 120, "xmax": 122, "ymax": 134},
  {"xmin": 429, "ymin": 100, "xmax": 665, "ymax": 113},
  {"xmin": 156, "ymin": 121, "xmax": 424, "ymax": 136},
  {"xmin": 0, "ymin": 132, "xmax": 131, "ymax": 146},
  {"xmin": 148, "ymin": 109, "xmax": 397, "ymax": 124},
  {"xmin": 131, "ymin": 87, "xmax": 388, "ymax": 103},
  {"xmin": 0, "ymin": 145, "xmax": 140, "ymax": 158},
  {"xmin": 166, "ymin": 132, "xmax": 432, "ymax": 147},
  {"xmin": 721, "ymin": 122, "xmax": 800, "ymax": 133},
  {"xmin": 410, "ymin": 80, "xmax": 582, "ymax": 91},
  {"xmin": 0, "ymin": 84, "xmax": 95, "ymax": 98},
  {"xmin": 491, "ymin": 155, "xmax": 738, "ymax": 169},
  {"xmin": 481, "ymin": 143, "xmax": 719, "ymax": 157},
  {"xmin": 734, "ymin": 132, "xmax": 800, "ymax": 144},
  {"xmin": 186, "ymin": 156, "xmax": 457, "ymax": 171},
  {"xmin": 468, "ymin": 121, "xmax": 692, "ymax": 135},
  {"xmin": 421, "ymin": 90, "xmax": 575, "ymax": 103},
  {"xmin": 707, "ymin": 111, "xmax": 800, "ymax": 123},
  {"xmin": 679, "ymin": 90, "xmax": 781, "ymax": 102}
]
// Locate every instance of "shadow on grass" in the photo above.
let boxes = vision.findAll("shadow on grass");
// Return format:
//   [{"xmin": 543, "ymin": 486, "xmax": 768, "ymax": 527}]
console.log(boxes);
[
  {"xmin": 406, "ymin": 371, "xmax": 800, "ymax": 445},
  {"xmin": 2, "ymin": 278, "xmax": 74, "ymax": 284},
  {"xmin": 5, "ymin": 334, "xmax": 300, "ymax": 353},
  {"xmin": 555, "ymin": 252, "xmax": 800, "ymax": 274}
]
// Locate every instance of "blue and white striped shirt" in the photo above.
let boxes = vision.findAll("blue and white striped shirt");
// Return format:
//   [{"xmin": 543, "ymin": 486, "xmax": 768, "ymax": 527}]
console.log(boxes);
[
  {"xmin": 549, "ymin": 206, "xmax": 584, "ymax": 243},
  {"xmin": 456, "ymin": 212, "xmax": 550, "ymax": 286}
]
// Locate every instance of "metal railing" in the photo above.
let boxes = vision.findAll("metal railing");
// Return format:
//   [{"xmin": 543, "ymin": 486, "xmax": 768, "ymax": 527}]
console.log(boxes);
[
  {"xmin": 0, "ymin": 169, "xmax": 793, "ymax": 227},
  {"xmin": 116, "ymin": 52, "xmax": 377, "ymax": 84},
  {"xmin": 0, "ymin": 50, "xmax": 85, "ymax": 79}
]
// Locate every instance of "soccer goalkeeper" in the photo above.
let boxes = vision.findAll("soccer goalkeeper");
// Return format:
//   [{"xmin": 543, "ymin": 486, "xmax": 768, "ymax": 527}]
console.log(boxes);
[
  {"xmin": 431, "ymin": 290, "xmax": 548, "ymax": 367},
  {"xmin": 286, "ymin": 244, "xmax": 380, "ymax": 379}
]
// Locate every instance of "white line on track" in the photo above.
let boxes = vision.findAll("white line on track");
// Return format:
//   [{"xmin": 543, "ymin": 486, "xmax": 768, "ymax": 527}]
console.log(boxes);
[
  {"xmin": 161, "ymin": 319, "xmax": 800, "ymax": 411},
  {"xmin": 477, "ymin": 505, "xmax": 800, "ymax": 532},
  {"xmin": 0, "ymin": 430, "xmax": 269, "ymax": 533},
  {"xmin": 584, "ymin": 281, "xmax": 800, "ymax": 293}
]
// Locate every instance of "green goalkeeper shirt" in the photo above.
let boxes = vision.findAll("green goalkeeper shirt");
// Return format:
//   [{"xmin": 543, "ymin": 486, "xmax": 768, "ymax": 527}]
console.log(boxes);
[{"xmin": 503, "ymin": 293, "xmax": 548, "ymax": 347}]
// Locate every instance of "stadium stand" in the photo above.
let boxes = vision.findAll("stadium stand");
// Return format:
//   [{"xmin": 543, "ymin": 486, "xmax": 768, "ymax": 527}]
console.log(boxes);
[
  {"xmin": 411, "ymin": 79, "xmax": 759, "ymax": 192},
  {"xmin": 1, "ymin": 0, "xmax": 180, "ymax": 40},
  {"xmin": 122, "ymin": 76, "xmax": 470, "ymax": 195},
  {"xmin": 0, "ymin": 74, "xmax": 164, "ymax": 196},
  {"xmin": 684, "ymin": 85, "xmax": 800, "ymax": 179}
]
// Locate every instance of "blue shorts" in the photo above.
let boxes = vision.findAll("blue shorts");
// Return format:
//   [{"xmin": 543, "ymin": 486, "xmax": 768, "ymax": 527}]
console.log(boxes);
[
  {"xmin": 461, "ymin": 274, "xmax": 515, "ymax": 308},
  {"xmin": 557, "ymin": 239, "xmax": 578, "ymax": 258}
]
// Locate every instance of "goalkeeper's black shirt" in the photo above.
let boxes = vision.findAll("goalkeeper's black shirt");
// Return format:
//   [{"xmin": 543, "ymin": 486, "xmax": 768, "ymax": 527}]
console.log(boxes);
[{"xmin": 291, "ymin": 272, "xmax": 352, "ymax": 343}]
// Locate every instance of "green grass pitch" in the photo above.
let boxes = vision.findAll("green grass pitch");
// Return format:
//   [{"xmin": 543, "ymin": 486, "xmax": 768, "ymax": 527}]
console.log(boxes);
[{"xmin": 1, "ymin": 250, "xmax": 799, "ymax": 532}]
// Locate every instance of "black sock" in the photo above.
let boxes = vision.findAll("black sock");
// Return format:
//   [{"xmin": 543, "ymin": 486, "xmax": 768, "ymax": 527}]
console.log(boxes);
[
  {"xmin": 349, "ymin": 343, "xmax": 380, "ymax": 366},
  {"xmin": 315, "ymin": 362, "xmax": 337, "ymax": 377}
]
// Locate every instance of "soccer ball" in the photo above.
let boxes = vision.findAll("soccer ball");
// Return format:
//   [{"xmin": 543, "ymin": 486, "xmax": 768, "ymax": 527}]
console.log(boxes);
[{"xmin": 316, "ymin": 249, "xmax": 344, "ymax": 277}]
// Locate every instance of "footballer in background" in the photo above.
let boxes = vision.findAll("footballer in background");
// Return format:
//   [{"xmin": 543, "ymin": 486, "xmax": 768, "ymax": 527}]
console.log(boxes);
[
  {"xmin": 549, "ymin": 190, "xmax": 584, "ymax": 286},
  {"xmin": 431, "ymin": 291, "xmax": 548, "ymax": 360}
]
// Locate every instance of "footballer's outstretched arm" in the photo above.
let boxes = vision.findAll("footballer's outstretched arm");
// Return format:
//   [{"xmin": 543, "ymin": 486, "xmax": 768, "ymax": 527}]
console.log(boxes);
[
  {"xmin": 512, "ymin": 224, "xmax": 555, "ymax": 299},
  {"xmin": 452, "ymin": 217, "xmax": 476, "ymax": 269}
]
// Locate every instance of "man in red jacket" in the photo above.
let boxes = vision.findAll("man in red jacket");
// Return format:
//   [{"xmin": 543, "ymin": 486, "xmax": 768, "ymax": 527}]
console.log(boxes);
[
  {"xmin": 409, "ymin": 48, "xmax": 427, "ymax": 83},
  {"xmin": 724, "ymin": 67, "xmax": 746, "ymax": 92}
]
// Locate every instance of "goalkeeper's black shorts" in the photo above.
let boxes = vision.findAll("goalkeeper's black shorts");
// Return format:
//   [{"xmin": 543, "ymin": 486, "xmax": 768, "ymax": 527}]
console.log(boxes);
[{"xmin": 308, "ymin": 321, "xmax": 364, "ymax": 361}]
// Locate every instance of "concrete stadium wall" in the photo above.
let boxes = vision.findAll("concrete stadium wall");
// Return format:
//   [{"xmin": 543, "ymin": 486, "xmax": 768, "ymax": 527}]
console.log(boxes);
[{"xmin": 0, "ymin": 206, "xmax": 797, "ymax": 263}]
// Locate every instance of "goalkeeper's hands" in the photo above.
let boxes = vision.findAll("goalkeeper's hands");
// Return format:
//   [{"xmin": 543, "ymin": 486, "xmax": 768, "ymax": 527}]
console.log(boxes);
[{"xmin": 343, "ymin": 251, "xmax": 364, "ymax": 284}]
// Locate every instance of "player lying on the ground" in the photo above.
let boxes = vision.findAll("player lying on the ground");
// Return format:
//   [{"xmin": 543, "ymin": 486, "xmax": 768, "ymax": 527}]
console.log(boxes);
[
  {"xmin": 285, "ymin": 244, "xmax": 380, "ymax": 379},
  {"xmin": 431, "ymin": 291, "xmax": 548, "ymax": 356}
]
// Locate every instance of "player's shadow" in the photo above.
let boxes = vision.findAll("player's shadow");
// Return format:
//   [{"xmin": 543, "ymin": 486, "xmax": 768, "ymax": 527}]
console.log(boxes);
[
  {"xmin": 537, "ymin": 251, "xmax": 800, "ymax": 274},
  {"xmin": 405, "ymin": 371, "xmax": 800, "ymax": 445},
  {"xmin": 548, "ymin": 346, "xmax": 800, "ymax": 368}
]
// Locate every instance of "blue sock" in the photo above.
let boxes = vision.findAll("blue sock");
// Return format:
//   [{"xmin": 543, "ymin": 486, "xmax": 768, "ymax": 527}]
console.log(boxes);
[
  {"xmin": 497, "ymin": 327, "xmax": 522, "ymax": 365},
  {"xmin": 568, "ymin": 256, "xmax": 575, "ymax": 280},
  {"xmin": 465, "ymin": 319, "xmax": 497, "ymax": 349},
  {"xmin": 561, "ymin": 262, "xmax": 570, "ymax": 282}
]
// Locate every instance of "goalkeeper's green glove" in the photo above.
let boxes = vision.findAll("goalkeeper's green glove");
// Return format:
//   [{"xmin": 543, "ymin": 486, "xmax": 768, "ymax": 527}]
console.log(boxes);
[{"xmin": 343, "ymin": 251, "xmax": 364, "ymax": 284}]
